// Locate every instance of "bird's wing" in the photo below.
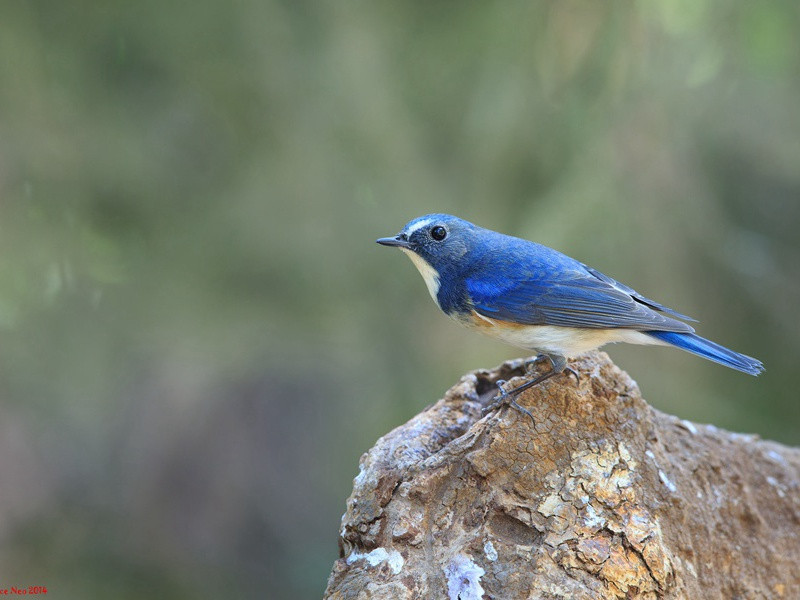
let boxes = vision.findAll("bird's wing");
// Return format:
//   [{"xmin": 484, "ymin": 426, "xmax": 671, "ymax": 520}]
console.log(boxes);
[
  {"xmin": 466, "ymin": 269, "xmax": 695, "ymax": 332},
  {"xmin": 581, "ymin": 264, "xmax": 697, "ymax": 322}
]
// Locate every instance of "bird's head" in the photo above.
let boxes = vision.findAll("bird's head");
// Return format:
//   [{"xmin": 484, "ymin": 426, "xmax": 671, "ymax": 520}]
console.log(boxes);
[
  {"xmin": 377, "ymin": 214, "xmax": 477, "ymax": 302},
  {"xmin": 377, "ymin": 214, "xmax": 476, "ymax": 268}
]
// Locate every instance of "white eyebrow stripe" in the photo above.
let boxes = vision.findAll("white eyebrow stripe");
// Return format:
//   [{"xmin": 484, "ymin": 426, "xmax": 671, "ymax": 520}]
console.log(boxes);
[{"xmin": 405, "ymin": 218, "xmax": 434, "ymax": 236}]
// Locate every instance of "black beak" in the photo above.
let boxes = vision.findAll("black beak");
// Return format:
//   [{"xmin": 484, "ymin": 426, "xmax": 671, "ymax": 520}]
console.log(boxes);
[{"xmin": 376, "ymin": 235, "xmax": 410, "ymax": 249}]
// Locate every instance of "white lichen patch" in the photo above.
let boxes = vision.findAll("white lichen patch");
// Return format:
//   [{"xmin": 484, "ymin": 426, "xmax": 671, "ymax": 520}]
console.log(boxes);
[
  {"xmin": 766, "ymin": 476, "xmax": 786, "ymax": 498},
  {"xmin": 483, "ymin": 540, "xmax": 498, "ymax": 562},
  {"xmin": 543, "ymin": 469, "xmax": 563, "ymax": 490},
  {"xmin": 538, "ymin": 493, "xmax": 563, "ymax": 517},
  {"xmin": 353, "ymin": 463, "xmax": 368, "ymax": 487},
  {"xmin": 583, "ymin": 503, "xmax": 605, "ymax": 529},
  {"xmin": 445, "ymin": 554, "xmax": 485, "ymax": 600},
  {"xmin": 766, "ymin": 450, "xmax": 786, "ymax": 464},
  {"xmin": 347, "ymin": 547, "xmax": 404, "ymax": 575},
  {"xmin": 659, "ymin": 470, "xmax": 677, "ymax": 493},
  {"xmin": 623, "ymin": 507, "xmax": 657, "ymax": 547},
  {"xmin": 617, "ymin": 442, "xmax": 636, "ymax": 469},
  {"xmin": 685, "ymin": 558, "xmax": 698, "ymax": 578}
]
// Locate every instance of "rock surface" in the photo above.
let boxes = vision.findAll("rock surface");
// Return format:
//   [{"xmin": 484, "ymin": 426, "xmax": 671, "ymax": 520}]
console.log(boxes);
[{"xmin": 324, "ymin": 352, "xmax": 800, "ymax": 599}]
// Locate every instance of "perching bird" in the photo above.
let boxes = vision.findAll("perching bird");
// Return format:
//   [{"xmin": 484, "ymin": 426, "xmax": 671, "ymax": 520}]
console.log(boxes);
[{"xmin": 377, "ymin": 214, "xmax": 763, "ymax": 417}]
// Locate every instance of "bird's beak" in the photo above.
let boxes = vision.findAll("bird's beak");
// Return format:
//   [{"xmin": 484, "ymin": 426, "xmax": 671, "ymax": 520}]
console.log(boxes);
[{"xmin": 376, "ymin": 235, "xmax": 410, "ymax": 249}]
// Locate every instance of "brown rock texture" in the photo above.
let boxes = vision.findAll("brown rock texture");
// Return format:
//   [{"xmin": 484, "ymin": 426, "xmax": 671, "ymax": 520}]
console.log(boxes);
[{"xmin": 324, "ymin": 352, "xmax": 800, "ymax": 599}]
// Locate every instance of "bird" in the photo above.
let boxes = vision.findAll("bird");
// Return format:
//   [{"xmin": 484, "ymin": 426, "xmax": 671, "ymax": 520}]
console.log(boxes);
[{"xmin": 377, "ymin": 214, "xmax": 763, "ymax": 419}]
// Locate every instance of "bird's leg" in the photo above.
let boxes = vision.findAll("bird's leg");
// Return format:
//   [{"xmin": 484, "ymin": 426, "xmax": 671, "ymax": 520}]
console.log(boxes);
[
  {"xmin": 525, "ymin": 354, "xmax": 579, "ymax": 382},
  {"xmin": 482, "ymin": 354, "xmax": 578, "ymax": 422}
]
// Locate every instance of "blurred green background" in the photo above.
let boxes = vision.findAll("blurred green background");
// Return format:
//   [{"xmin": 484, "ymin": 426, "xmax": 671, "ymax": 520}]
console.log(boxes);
[{"xmin": 1, "ymin": 1, "xmax": 798, "ymax": 598}]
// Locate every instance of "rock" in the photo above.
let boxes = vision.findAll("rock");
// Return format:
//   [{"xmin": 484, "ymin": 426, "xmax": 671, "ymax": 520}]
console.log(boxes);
[{"xmin": 324, "ymin": 352, "xmax": 800, "ymax": 599}]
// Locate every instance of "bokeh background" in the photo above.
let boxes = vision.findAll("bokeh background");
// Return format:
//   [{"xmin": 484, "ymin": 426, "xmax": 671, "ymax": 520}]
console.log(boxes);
[{"xmin": 1, "ymin": 1, "xmax": 799, "ymax": 598}]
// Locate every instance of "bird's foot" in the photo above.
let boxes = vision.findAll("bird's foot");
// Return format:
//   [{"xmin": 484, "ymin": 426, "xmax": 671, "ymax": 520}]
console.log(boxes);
[
  {"xmin": 481, "ymin": 379, "xmax": 510, "ymax": 416},
  {"xmin": 482, "ymin": 379, "xmax": 536, "ymax": 424},
  {"xmin": 482, "ymin": 354, "xmax": 579, "ymax": 424}
]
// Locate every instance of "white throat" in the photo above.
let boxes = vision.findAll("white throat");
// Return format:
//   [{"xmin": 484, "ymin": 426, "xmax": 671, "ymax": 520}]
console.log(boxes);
[{"xmin": 401, "ymin": 249, "xmax": 441, "ymax": 307}]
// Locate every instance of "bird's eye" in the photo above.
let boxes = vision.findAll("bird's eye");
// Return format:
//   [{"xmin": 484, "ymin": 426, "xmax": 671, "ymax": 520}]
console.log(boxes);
[{"xmin": 430, "ymin": 225, "xmax": 447, "ymax": 241}]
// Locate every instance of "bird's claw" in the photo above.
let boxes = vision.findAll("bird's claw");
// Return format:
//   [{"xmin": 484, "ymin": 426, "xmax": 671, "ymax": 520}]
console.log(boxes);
[
  {"xmin": 482, "ymin": 378, "xmax": 535, "ymax": 424},
  {"xmin": 481, "ymin": 380, "xmax": 509, "ymax": 416},
  {"xmin": 510, "ymin": 399, "xmax": 536, "ymax": 424},
  {"xmin": 564, "ymin": 366, "xmax": 580, "ymax": 383}
]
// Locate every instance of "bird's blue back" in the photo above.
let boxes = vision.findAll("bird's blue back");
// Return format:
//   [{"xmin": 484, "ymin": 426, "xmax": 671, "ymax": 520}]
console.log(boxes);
[{"xmin": 436, "ymin": 225, "xmax": 693, "ymax": 334}]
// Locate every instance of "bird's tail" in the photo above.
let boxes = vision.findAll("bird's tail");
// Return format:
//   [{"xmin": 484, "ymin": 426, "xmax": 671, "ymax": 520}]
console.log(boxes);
[{"xmin": 646, "ymin": 331, "xmax": 764, "ymax": 376}]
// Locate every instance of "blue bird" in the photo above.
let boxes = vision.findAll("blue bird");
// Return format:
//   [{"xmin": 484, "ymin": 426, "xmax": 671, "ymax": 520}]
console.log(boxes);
[{"xmin": 377, "ymin": 214, "xmax": 763, "ymax": 417}]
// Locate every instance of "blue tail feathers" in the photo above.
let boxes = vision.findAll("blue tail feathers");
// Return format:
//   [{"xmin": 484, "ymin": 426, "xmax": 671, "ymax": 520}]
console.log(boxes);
[{"xmin": 646, "ymin": 331, "xmax": 764, "ymax": 376}]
